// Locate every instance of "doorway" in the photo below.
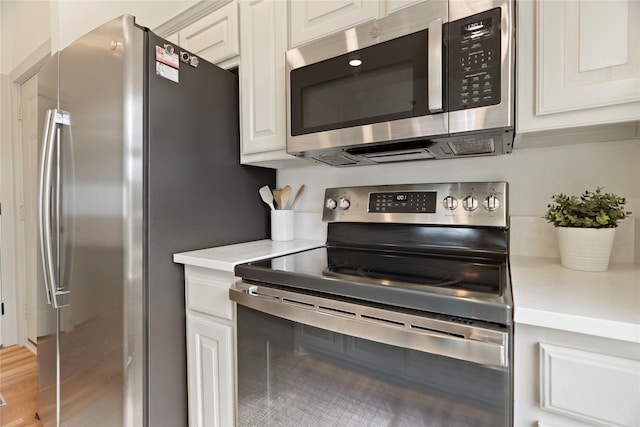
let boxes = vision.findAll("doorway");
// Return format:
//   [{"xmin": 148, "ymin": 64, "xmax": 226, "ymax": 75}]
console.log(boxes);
[{"xmin": 19, "ymin": 73, "xmax": 40, "ymax": 347}]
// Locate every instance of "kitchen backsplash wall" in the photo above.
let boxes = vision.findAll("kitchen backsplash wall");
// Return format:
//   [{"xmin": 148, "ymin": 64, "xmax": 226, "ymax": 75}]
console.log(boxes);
[
  {"xmin": 281, "ymin": 139, "xmax": 639, "ymax": 261},
  {"xmin": 510, "ymin": 216, "xmax": 638, "ymax": 263},
  {"xmin": 279, "ymin": 139, "xmax": 639, "ymax": 219}
]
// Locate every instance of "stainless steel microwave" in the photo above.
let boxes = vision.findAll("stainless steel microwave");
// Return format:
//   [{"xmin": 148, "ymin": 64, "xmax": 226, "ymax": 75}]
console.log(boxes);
[{"xmin": 286, "ymin": 0, "xmax": 515, "ymax": 166}]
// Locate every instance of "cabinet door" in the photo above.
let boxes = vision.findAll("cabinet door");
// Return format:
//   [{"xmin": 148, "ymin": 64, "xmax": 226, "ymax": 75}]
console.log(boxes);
[
  {"xmin": 239, "ymin": 0, "xmax": 288, "ymax": 157},
  {"xmin": 381, "ymin": 0, "xmax": 426, "ymax": 17},
  {"xmin": 187, "ymin": 313, "xmax": 235, "ymax": 427},
  {"xmin": 517, "ymin": 0, "xmax": 640, "ymax": 134},
  {"xmin": 175, "ymin": 2, "xmax": 240, "ymax": 65},
  {"xmin": 514, "ymin": 324, "xmax": 640, "ymax": 427},
  {"xmin": 289, "ymin": 0, "xmax": 379, "ymax": 48},
  {"xmin": 539, "ymin": 343, "xmax": 640, "ymax": 426}
]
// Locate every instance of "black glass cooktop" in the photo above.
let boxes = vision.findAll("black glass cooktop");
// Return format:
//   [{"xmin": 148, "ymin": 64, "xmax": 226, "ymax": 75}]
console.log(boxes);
[
  {"xmin": 235, "ymin": 246, "xmax": 512, "ymax": 325},
  {"xmin": 325, "ymin": 247, "xmax": 501, "ymax": 294}
]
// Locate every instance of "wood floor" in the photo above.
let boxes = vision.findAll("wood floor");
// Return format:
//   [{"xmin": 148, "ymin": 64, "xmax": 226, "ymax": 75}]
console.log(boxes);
[{"xmin": 0, "ymin": 346, "xmax": 42, "ymax": 427}]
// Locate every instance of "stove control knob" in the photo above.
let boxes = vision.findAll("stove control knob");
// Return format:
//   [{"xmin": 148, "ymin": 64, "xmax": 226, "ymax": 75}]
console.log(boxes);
[
  {"xmin": 325, "ymin": 198, "xmax": 337, "ymax": 210},
  {"xmin": 443, "ymin": 196, "xmax": 458, "ymax": 210},
  {"xmin": 483, "ymin": 194, "xmax": 501, "ymax": 211},
  {"xmin": 337, "ymin": 198, "xmax": 351, "ymax": 210},
  {"xmin": 462, "ymin": 195, "xmax": 479, "ymax": 211}
]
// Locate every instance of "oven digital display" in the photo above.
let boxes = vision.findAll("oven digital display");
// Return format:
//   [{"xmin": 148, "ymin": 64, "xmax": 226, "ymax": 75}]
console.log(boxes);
[{"xmin": 369, "ymin": 191, "xmax": 437, "ymax": 213}]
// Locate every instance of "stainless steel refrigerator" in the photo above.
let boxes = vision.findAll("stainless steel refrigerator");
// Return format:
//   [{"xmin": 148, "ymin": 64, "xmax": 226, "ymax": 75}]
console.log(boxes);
[{"xmin": 36, "ymin": 15, "xmax": 274, "ymax": 427}]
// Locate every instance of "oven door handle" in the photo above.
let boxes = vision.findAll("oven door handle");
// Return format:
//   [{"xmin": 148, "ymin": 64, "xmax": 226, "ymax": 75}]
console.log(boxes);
[
  {"xmin": 247, "ymin": 286, "xmax": 280, "ymax": 301},
  {"xmin": 230, "ymin": 283, "xmax": 509, "ymax": 369}
]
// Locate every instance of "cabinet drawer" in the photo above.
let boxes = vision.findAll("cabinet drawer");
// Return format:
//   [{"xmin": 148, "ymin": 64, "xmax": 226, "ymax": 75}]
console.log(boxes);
[{"xmin": 186, "ymin": 268, "xmax": 234, "ymax": 320}]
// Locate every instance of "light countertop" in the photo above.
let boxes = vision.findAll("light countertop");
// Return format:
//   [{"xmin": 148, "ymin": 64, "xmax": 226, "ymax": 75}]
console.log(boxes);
[
  {"xmin": 173, "ymin": 217, "xmax": 640, "ymax": 344},
  {"xmin": 173, "ymin": 239, "xmax": 325, "ymax": 272},
  {"xmin": 510, "ymin": 255, "xmax": 640, "ymax": 343}
]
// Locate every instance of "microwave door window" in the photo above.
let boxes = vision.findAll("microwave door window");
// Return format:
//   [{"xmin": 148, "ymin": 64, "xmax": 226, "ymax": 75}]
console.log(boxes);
[
  {"xmin": 291, "ymin": 30, "xmax": 429, "ymax": 136},
  {"xmin": 302, "ymin": 61, "xmax": 413, "ymax": 130}
]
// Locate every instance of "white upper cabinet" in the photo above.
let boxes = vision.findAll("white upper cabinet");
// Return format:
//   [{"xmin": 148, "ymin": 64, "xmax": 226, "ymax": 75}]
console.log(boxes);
[
  {"xmin": 164, "ymin": 1, "xmax": 240, "ymax": 66},
  {"xmin": 380, "ymin": 0, "xmax": 426, "ymax": 16},
  {"xmin": 517, "ymin": 0, "xmax": 640, "ymax": 145},
  {"xmin": 288, "ymin": 0, "xmax": 429, "ymax": 48},
  {"xmin": 239, "ymin": 0, "xmax": 307, "ymax": 167},
  {"xmin": 289, "ymin": 0, "xmax": 379, "ymax": 48}
]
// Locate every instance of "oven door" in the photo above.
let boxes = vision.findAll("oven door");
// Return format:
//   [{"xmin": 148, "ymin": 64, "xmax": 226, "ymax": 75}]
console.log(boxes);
[{"xmin": 231, "ymin": 282, "xmax": 512, "ymax": 426}]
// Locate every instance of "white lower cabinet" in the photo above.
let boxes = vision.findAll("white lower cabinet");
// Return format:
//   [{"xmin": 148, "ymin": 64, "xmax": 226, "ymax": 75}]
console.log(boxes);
[
  {"xmin": 514, "ymin": 323, "xmax": 640, "ymax": 427},
  {"xmin": 187, "ymin": 312, "xmax": 235, "ymax": 427},
  {"xmin": 184, "ymin": 265, "xmax": 236, "ymax": 427}
]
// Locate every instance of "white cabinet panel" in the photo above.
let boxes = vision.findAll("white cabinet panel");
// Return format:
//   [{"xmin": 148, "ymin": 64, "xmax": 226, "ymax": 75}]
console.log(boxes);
[
  {"xmin": 187, "ymin": 312, "xmax": 235, "ymax": 427},
  {"xmin": 289, "ymin": 0, "xmax": 379, "ymax": 47},
  {"xmin": 186, "ymin": 272, "xmax": 234, "ymax": 320},
  {"xmin": 516, "ymin": 0, "xmax": 640, "ymax": 145},
  {"xmin": 382, "ymin": 0, "xmax": 426, "ymax": 16},
  {"xmin": 239, "ymin": 0, "xmax": 306, "ymax": 167},
  {"xmin": 241, "ymin": 0, "xmax": 280, "ymax": 151},
  {"xmin": 239, "ymin": 0, "xmax": 284, "ymax": 154},
  {"xmin": 515, "ymin": 323, "xmax": 640, "ymax": 427},
  {"xmin": 175, "ymin": 2, "xmax": 240, "ymax": 65},
  {"xmin": 165, "ymin": 33, "xmax": 179, "ymax": 45},
  {"xmin": 578, "ymin": 1, "xmax": 628, "ymax": 73},
  {"xmin": 540, "ymin": 343, "xmax": 640, "ymax": 427},
  {"xmin": 537, "ymin": 0, "xmax": 639, "ymax": 115}
]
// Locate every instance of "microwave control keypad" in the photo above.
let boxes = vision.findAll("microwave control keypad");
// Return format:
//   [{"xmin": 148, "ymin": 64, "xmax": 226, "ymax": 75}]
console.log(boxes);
[{"xmin": 448, "ymin": 8, "xmax": 502, "ymax": 111}]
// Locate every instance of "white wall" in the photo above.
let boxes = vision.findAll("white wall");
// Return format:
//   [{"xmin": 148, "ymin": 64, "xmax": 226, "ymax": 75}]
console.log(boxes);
[
  {"xmin": 0, "ymin": 1, "xmax": 50, "ymax": 75},
  {"xmin": 0, "ymin": 1, "xmax": 197, "ymax": 74},
  {"xmin": 53, "ymin": 0, "xmax": 198, "ymax": 52},
  {"xmin": 278, "ymin": 139, "xmax": 640, "ymax": 219}
]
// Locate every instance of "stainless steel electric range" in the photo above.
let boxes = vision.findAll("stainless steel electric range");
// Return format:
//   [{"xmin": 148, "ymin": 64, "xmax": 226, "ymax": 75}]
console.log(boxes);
[{"xmin": 231, "ymin": 182, "xmax": 513, "ymax": 426}]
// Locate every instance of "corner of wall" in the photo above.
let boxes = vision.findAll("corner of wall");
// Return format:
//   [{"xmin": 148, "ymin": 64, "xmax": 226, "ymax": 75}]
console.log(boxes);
[
  {"xmin": 635, "ymin": 218, "xmax": 640, "ymax": 265},
  {"xmin": 0, "ymin": 72, "xmax": 19, "ymax": 346}
]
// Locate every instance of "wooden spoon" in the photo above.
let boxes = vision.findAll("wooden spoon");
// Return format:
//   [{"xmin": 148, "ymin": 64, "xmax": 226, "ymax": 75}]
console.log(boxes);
[
  {"xmin": 271, "ymin": 188, "xmax": 283, "ymax": 209},
  {"xmin": 280, "ymin": 185, "xmax": 292, "ymax": 210},
  {"xmin": 287, "ymin": 184, "xmax": 305, "ymax": 210}
]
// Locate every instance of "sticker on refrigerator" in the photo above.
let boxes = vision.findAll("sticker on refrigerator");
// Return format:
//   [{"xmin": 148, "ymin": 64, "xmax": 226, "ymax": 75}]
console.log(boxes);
[
  {"xmin": 155, "ymin": 45, "xmax": 180, "ymax": 82},
  {"xmin": 156, "ymin": 62, "xmax": 179, "ymax": 83},
  {"xmin": 155, "ymin": 45, "xmax": 179, "ymax": 68}
]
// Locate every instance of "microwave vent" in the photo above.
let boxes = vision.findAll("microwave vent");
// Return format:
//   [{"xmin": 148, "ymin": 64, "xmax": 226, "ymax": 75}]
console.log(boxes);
[
  {"xmin": 448, "ymin": 138, "xmax": 495, "ymax": 155},
  {"xmin": 314, "ymin": 153, "xmax": 358, "ymax": 166}
]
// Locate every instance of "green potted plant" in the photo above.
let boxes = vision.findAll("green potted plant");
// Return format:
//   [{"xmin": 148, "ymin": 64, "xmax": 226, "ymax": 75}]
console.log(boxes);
[{"xmin": 545, "ymin": 187, "xmax": 631, "ymax": 271}]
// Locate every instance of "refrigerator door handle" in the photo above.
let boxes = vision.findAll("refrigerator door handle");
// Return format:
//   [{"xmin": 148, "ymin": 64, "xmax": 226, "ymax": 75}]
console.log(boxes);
[
  {"xmin": 38, "ymin": 109, "xmax": 54, "ymax": 306},
  {"xmin": 38, "ymin": 108, "xmax": 71, "ymax": 308}
]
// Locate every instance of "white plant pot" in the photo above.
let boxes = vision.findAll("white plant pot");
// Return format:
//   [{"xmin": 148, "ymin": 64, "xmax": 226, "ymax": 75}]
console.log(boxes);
[{"xmin": 556, "ymin": 227, "xmax": 616, "ymax": 272}]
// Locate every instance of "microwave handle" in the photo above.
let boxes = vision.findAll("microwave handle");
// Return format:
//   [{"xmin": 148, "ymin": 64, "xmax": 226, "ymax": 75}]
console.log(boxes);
[{"xmin": 428, "ymin": 18, "xmax": 443, "ymax": 113}]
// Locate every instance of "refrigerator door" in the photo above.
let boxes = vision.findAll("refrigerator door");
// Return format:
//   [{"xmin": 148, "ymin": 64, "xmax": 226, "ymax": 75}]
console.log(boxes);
[
  {"xmin": 37, "ymin": 16, "xmax": 145, "ymax": 427},
  {"xmin": 37, "ymin": 51, "xmax": 60, "ymax": 427}
]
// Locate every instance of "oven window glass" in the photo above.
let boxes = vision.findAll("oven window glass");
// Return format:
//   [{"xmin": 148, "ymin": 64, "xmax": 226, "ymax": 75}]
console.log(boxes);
[
  {"xmin": 290, "ymin": 30, "xmax": 429, "ymax": 136},
  {"xmin": 237, "ymin": 305, "xmax": 511, "ymax": 426}
]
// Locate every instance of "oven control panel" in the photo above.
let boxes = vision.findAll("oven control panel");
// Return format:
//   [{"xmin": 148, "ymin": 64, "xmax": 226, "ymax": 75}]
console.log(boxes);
[
  {"xmin": 323, "ymin": 182, "xmax": 508, "ymax": 227},
  {"xmin": 368, "ymin": 191, "xmax": 438, "ymax": 214}
]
